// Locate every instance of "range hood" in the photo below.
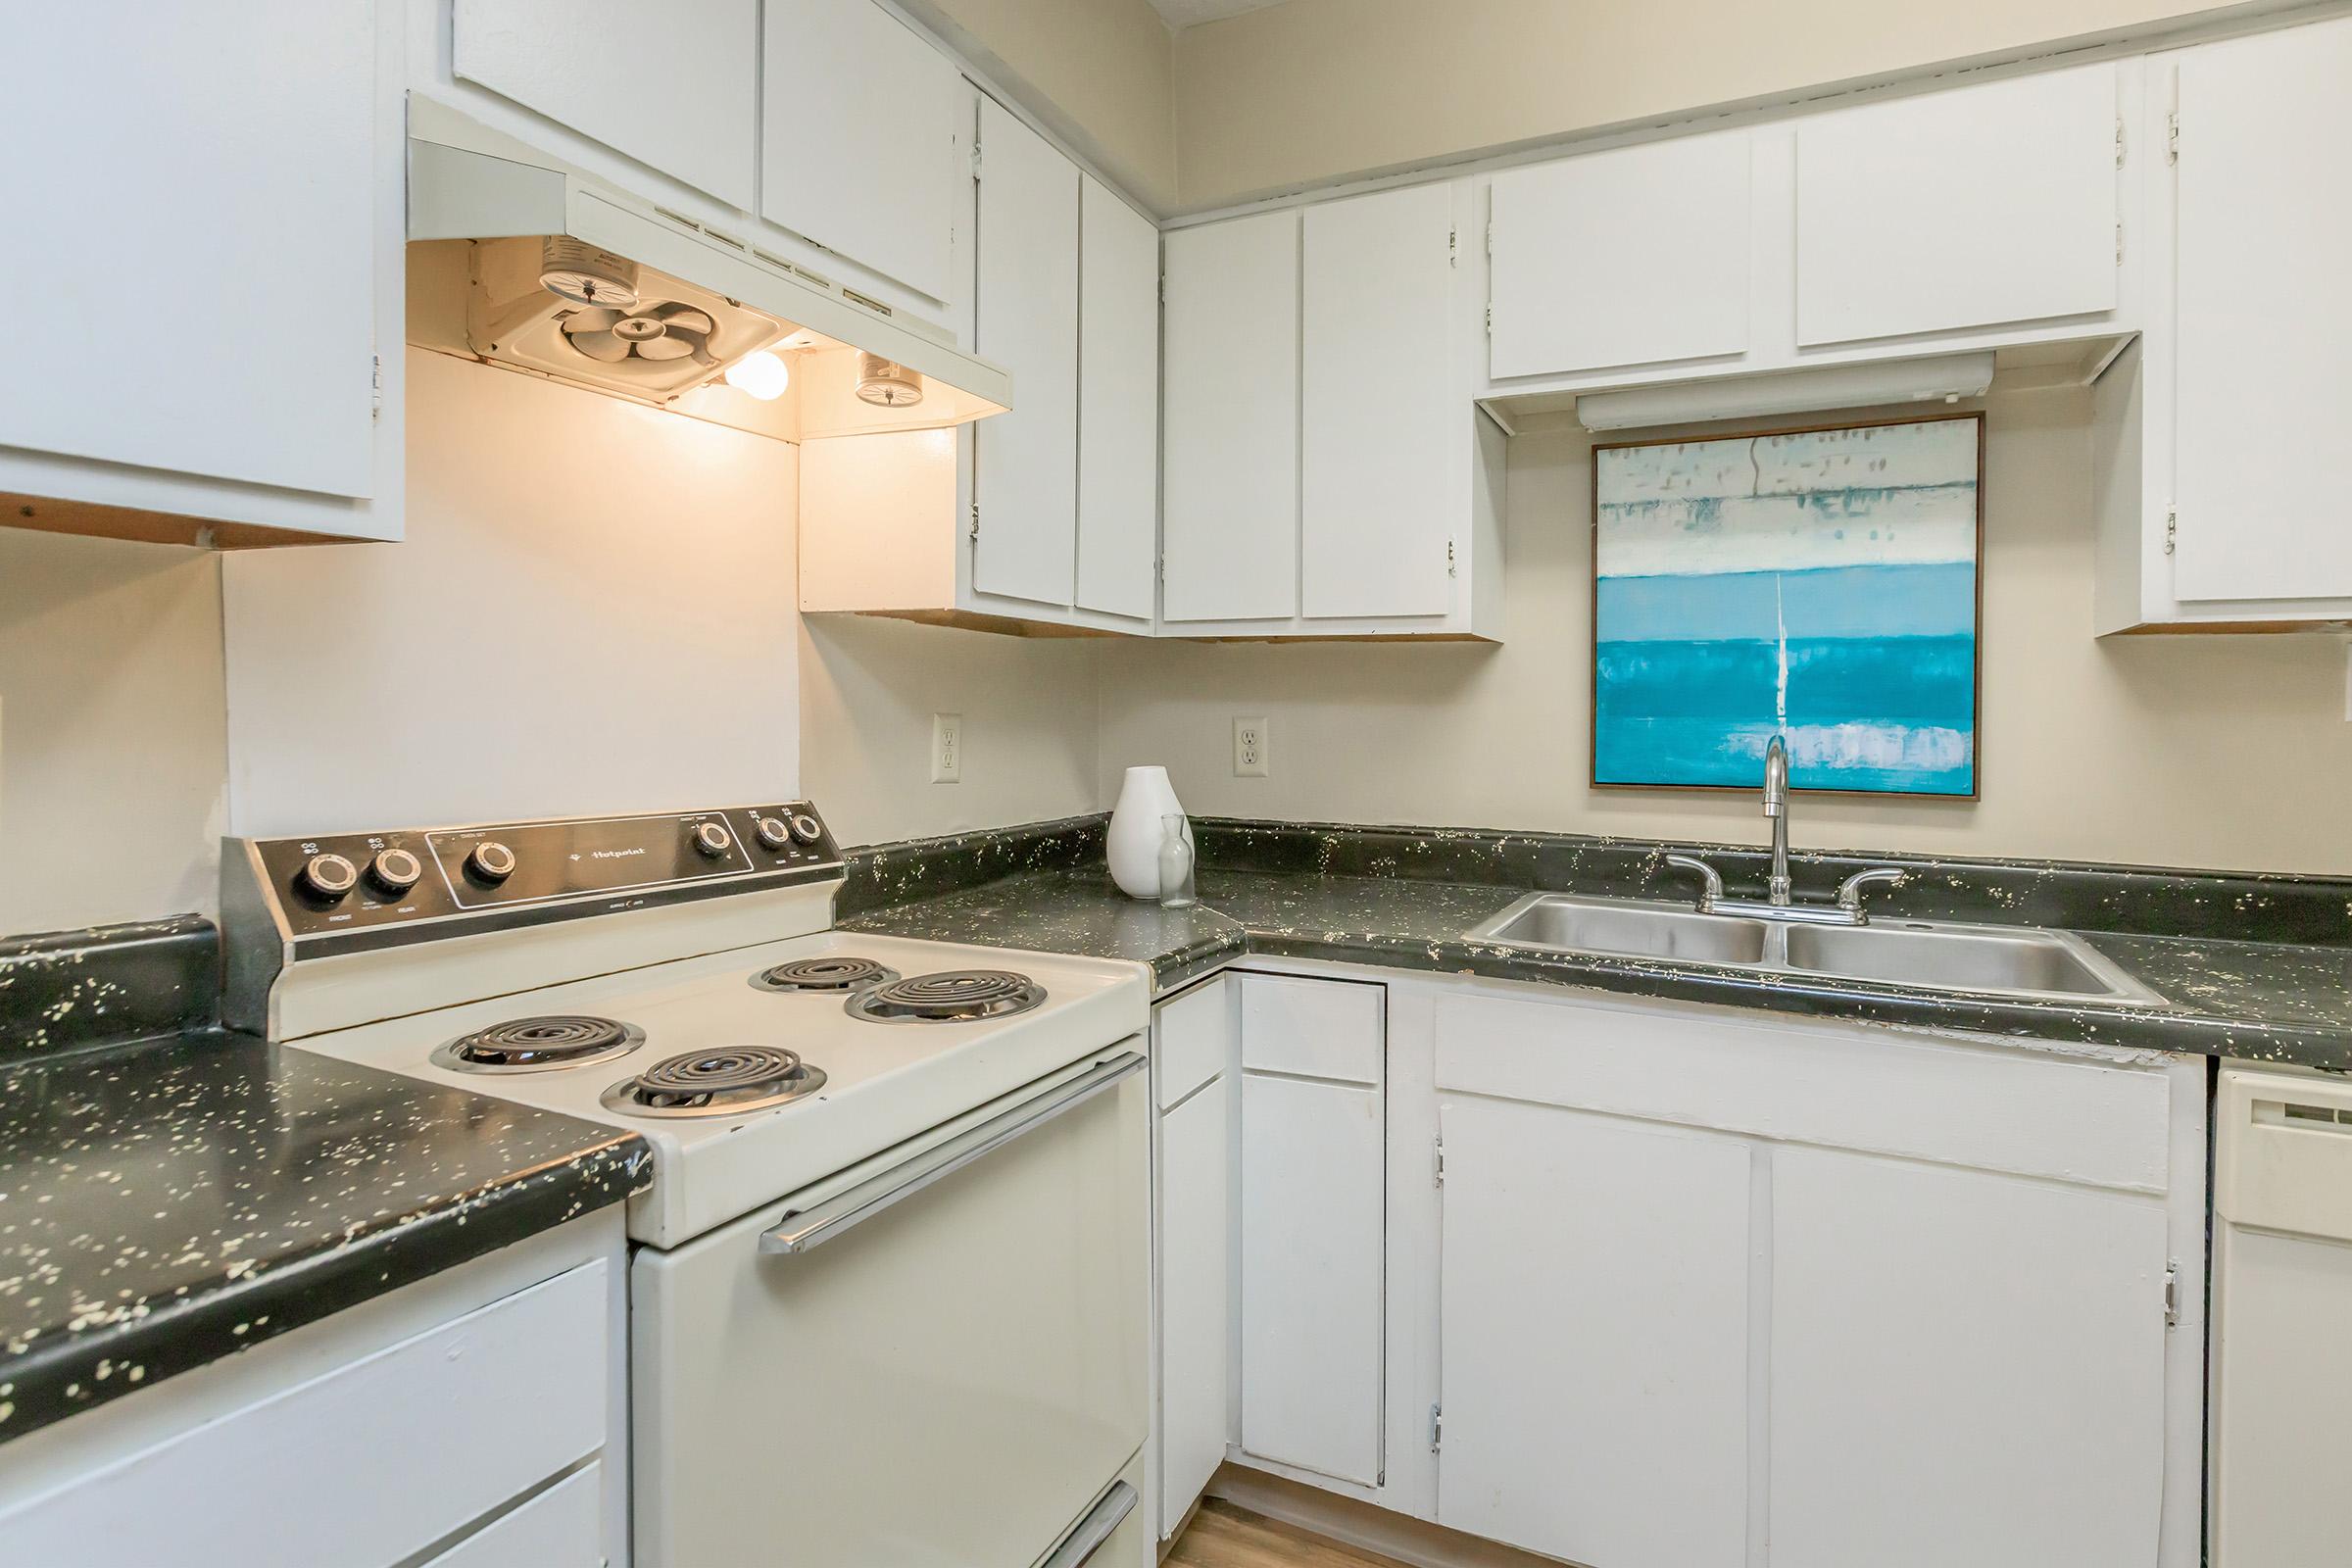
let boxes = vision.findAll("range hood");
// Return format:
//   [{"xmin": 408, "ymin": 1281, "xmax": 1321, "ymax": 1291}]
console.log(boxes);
[{"xmin": 406, "ymin": 98, "xmax": 1008, "ymax": 433}]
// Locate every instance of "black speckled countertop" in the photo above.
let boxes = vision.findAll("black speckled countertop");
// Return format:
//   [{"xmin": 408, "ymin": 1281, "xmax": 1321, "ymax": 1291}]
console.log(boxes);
[
  {"xmin": 846, "ymin": 862, "xmax": 2352, "ymax": 1071},
  {"xmin": 0, "ymin": 922, "xmax": 649, "ymax": 1447}
]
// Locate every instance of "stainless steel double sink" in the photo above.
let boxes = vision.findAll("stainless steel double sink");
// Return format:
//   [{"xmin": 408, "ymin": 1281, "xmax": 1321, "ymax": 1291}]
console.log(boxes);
[{"xmin": 1468, "ymin": 892, "xmax": 2164, "ymax": 1005}]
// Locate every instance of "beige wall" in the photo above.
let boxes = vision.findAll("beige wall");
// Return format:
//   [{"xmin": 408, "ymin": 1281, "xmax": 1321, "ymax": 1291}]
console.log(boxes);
[
  {"xmin": 1097, "ymin": 388, "xmax": 2352, "ymax": 875},
  {"xmin": 0, "ymin": 533, "xmax": 228, "ymax": 933},
  {"xmin": 1168, "ymin": 0, "xmax": 2274, "ymax": 209},
  {"xmin": 909, "ymin": 0, "xmax": 1177, "ymax": 210},
  {"xmin": 798, "ymin": 615, "xmax": 1101, "ymax": 848}
]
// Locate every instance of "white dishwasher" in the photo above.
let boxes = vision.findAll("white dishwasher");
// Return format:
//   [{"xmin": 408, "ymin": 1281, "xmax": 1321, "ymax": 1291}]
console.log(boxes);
[{"xmin": 2210, "ymin": 1063, "xmax": 2352, "ymax": 1566}]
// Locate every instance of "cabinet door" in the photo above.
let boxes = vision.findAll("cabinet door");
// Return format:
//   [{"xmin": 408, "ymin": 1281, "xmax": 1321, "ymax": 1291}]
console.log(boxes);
[
  {"xmin": 0, "ymin": 3, "xmax": 378, "ymax": 501},
  {"xmin": 1487, "ymin": 133, "xmax": 1751, "ymax": 379},
  {"xmin": 1239, "ymin": 1071, "xmax": 1384, "ymax": 1486},
  {"xmin": 1301, "ymin": 184, "xmax": 1455, "ymax": 619},
  {"xmin": 1162, "ymin": 213, "xmax": 1299, "ymax": 623},
  {"xmin": 2169, "ymin": 18, "xmax": 2352, "ymax": 602},
  {"xmin": 1794, "ymin": 65, "xmax": 2119, "ymax": 346},
  {"xmin": 971, "ymin": 98, "xmax": 1080, "ymax": 607},
  {"xmin": 1157, "ymin": 1075, "xmax": 1231, "ymax": 1536},
  {"xmin": 1077, "ymin": 176, "xmax": 1161, "ymax": 622},
  {"xmin": 454, "ymin": 0, "xmax": 757, "ymax": 209},
  {"xmin": 760, "ymin": 0, "xmax": 960, "ymax": 303},
  {"xmin": 1437, "ymin": 1097, "xmax": 1751, "ymax": 1568},
  {"xmin": 1770, "ymin": 1147, "xmax": 2168, "ymax": 1567}
]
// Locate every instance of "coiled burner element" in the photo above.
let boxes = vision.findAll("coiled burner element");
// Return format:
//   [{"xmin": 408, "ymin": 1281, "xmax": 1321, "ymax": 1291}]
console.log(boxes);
[
  {"xmin": 433, "ymin": 1015, "xmax": 645, "ymax": 1073},
  {"xmin": 601, "ymin": 1046, "xmax": 826, "ymax": 1118},
  {"xmin": 750, "ymin": 956, "xmax": 899, "ymax": 994},
  {"xmin": 846, "ymin": 970, "xmax": 1047, "ymax": 1025}
]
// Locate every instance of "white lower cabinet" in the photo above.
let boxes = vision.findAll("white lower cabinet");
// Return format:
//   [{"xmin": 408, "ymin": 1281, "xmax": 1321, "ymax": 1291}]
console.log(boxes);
[
  {"xmin": 1769, "ymin": 1148, "xmax": 2169, "ymax": 1567},
  {"xmin": 1185, "ymin": 966, "xmax": 2205, "ymax": 1568},
  {"xmin": 1237, "ymin": 975, "xmax": 1388, "ymax": 1489},
  {"xmin": 1436, "ymin": 1098, "xmax": 1751, "ymax": 1568},
  {"xmin": 0, "ymin": 1219, "xmax": 626, "ymax": 1568},
  {"xmin": 1152, "ymin": 978, "xmax": 1237, "ymax": 1540}
]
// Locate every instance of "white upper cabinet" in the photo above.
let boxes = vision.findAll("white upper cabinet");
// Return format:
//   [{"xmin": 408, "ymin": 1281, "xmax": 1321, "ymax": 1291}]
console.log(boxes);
[
  {"xmin": 2166, "ymin": 17, "xmax": 2352, "ymax": 604},
  {"xmin": 971, "ymin": 98, "xmax": 1080, "ymax": 608},
  {"xmin": 1301, "ymin": 184, "xmax": 1459, "ymax": 619},
  {"xmin": 1488, "ymin": 132, "xmax": 1752, "ymax": 379},
  {"xmin": 760, "ymin": 0, "xmax": 961, "ymax": 304},
  {"xmin": 454, "ymin": 0, "xmax": 758, "ymax": 210},
  {"xmin": 0, "ymin": 1, "xmax": 400, "ymax": 543},
  {"xmin": 1793, "ymin": 65, "xmax": 2121, "ymax": 346},
  {"xmin": 1162, "ymin": 212, "xmax": 1301, "ymax": 624},
  {"xmin": 1076, "ymin": 176, "xmax": 1161, "ymax": 622}
]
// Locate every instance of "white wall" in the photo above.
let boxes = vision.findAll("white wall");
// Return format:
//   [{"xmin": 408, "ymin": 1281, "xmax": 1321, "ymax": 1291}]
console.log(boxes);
[
  {"xmin": 1167, "ymin": 0, "xmax": 2289, "ymax": 210},
  {"xmin": 798, "ymin": 614, "xmax": 1101, "ymax": 848},
  {"xmin": 0, "ymin": 533, "xmax": 227, "ymax": 933},
  {"xmin": 222, "ymin": 350, "xmax": 803, "ymax": 836},
  {"xmin": 1097, "ymin": 388, "xmax": 2352, "ymax": 875}
]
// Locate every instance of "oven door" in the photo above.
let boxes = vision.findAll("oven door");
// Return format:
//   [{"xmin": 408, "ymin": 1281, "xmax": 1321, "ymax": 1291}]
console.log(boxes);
[{"xmin": 631, "ymin": 1047, "xmax": 1152, "ymax": 1567}]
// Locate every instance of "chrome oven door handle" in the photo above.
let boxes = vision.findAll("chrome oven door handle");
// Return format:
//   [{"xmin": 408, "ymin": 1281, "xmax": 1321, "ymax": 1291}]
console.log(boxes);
[
  {"xmin": 1041, "ymin": 1481, "xmax": 1138, "ymax": 1568},
  {"xmin": 758, "ymin": 1051, "xmax": 1145, "ymax": 1256}
]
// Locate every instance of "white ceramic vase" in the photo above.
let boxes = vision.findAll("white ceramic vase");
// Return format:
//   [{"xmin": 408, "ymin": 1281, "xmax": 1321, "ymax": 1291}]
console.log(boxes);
[{"xmin": 1107, "ymin": 765, "xmax": 1186, "ymax": 899}]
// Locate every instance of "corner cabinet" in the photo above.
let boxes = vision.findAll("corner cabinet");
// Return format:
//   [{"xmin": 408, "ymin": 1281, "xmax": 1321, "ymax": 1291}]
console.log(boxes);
[
  {"xmin": 2095, "ymin": 12, "xmax": 2352, "ymax": 629},
  {"xmin": 1163, "ymin": 188, "xmax": 1504, "ymax": 640},
  {"xmin": 798, "ymin": 95, "xmax": 1159, "ymax": 635},
  {"xmin": 0, "ymin": 2, "xmax": 405, "ymax": 545}
]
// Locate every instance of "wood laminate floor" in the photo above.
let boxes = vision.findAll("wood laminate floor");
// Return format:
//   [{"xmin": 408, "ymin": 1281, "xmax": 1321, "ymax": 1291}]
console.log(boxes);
[{"xmin": 1164, "ymin": 1499, "xmax": 1417, "ymax": 1568}]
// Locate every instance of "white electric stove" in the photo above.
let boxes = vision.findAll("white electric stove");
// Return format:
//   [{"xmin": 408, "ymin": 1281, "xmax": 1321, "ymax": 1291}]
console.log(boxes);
[{"xmin": 222, "ymin": 800, "xmax": 1155, "ymax": 1568}]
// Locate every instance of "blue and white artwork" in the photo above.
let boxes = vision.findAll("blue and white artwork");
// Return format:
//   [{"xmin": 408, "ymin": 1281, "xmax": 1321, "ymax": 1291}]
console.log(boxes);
[{"xmin": 1593, "ymin": 416, "xmax": 1980, "ymax": 797}]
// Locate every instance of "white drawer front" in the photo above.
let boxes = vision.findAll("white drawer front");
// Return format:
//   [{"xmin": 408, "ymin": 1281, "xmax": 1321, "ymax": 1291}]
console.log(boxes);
[
  {"xmin": 1240, "ymin": 973, "xmax": 1384, "ymax": 1085},
  {"xmin": 1155, "ymin": 977, "xmax": 1232, "ymax": 1108},
  {"xmin": 422, "ymin": 1464, "xmax": 604, "ymax": 1568},
  {"xmin": 0, "ymin": 1260, "xmax": 609, "ymax": 1568},
  {"xmin": 1435, "ymin": 992, "xmax": 2172, "ymax": 1193}
]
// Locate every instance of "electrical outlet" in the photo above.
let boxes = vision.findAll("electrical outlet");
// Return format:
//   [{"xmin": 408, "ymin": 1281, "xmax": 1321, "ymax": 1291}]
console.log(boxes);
[
  {"xmin": 932, "ymin": 713, "xmax": 962, "ymax": 783},
  {"xmin": 1234, "ymin": 715, "xmax": 1269, "ymax": 777}
]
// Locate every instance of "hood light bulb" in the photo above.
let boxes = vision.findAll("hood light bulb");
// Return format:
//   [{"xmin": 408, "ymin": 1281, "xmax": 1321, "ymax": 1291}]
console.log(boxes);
[{"xmin": 724, "ymin": 350, "xmax": 792, "ymax": 401}]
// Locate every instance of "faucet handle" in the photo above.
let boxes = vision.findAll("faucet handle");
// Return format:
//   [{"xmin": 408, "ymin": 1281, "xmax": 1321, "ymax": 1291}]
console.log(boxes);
[
  {"xmin": 1662, "ymin": 853, "xmax": 1725, "ymax": 910},
  {"xmin": 1835, "ymin": 866, "xmax": 1908, "ymax": 920}
]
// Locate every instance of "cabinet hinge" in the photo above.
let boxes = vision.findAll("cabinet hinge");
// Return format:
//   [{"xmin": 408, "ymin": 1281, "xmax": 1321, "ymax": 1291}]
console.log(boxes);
[
  {"xmin": 1446, "ymin": 538, "xmax": 1457, "ymax": 578},
  {"xmin": 2114, "ymin": 117, "xmax": 2127, "ymax": 170},
  {"xmin": 1433, "ymin": 1134, "xmax": 1446, "ymax": 1187},
  {"xmin": 969, "ymin": 502, "xmax": 981, "ymax": 543},
  {"xmin": 1155, "ymin": 553, "xmax": 1166, "ymax": 582},
  {"xmin": 2163, "ymin": 506, "xmax": 2177, "ymax": 557},
  {"xmin": 1447, "ymin": 226, "xmax": 1457, "ymax": 267},
  {"xmin": 1429, "ymin": 1402, "xmax": 1444, "ymax": 1452},
  {"xmin": 2164, "ymin": 1262, "xmax": 2181, "ymax": 1327},
  {"xmin": 1484, "ymin": 302, "xmax": 1494, "ymax": 336},
  {"xmin": 1158, "ymin": 273, "xmax": 1166, "ymax": 307},
  {"xmin": 370, "ymin": 353, "xmax": 383, "ymax": 420},
  {"xmin": 2167, "ymin": 111, "xmax": 2180, "ymax": 165},
  {"xmin": 2116, "ymin": 220, "xmax": 2125, "ymax": 268},
  {"xmin": 970, "ymin": 137, "xmax": 983, "ymax": 178},
  {"xmin": 1485, "ymin": 220, "xmax": 1493, "ymax": 258}
]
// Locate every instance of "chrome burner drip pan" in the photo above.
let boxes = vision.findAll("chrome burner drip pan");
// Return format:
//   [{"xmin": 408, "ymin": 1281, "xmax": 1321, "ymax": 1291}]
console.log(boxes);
[
  {"xmin": 433, "ymin": 1015, "xmax": 645, "ymax": 1073},
  {"xmin": 846, "ymin": 970, "xmax": 1047, "ymax": 1025},
  {"xmin": 601, "ymin": 1046, "xmax": 827, "ymax": 1118}
]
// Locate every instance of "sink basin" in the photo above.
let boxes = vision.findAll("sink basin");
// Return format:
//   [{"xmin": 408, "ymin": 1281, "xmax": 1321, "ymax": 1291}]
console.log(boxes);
[
  {"xmin": 1473, "ymin": 895, "xmax": 1769, "ymax": 965},
  {"xmin": 1782, "ymin": 920, "xmax": 2162, "ymax": 1003},
  {"xmin": 1469, "ymin": 893, "xmax": 2163, "ymax": 1004}
]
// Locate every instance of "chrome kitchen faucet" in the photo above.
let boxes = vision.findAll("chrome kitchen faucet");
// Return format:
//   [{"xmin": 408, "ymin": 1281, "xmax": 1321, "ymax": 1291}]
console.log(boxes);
[{"xmin": 1663, "ymin": 734, "xmax": 1908, "ymax": 925}]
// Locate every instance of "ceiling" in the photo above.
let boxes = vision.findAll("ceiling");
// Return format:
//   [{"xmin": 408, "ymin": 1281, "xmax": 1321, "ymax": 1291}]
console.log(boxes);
[{"xmin": 1145, "ymin": 0, "xmax": 1292, "ymax": 28}]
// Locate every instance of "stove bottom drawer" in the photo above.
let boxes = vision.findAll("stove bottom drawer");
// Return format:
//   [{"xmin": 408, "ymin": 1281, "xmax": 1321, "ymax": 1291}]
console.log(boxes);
[{"xmin": 631, "ymin": 1049, "xmax": 1152, "ymax": 1567}]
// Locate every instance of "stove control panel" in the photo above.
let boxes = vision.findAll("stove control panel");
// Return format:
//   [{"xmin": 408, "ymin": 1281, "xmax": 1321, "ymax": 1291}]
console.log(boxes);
[{"xmin": 236, "ymin": 802, "xmax": 844, "ymax": 941}]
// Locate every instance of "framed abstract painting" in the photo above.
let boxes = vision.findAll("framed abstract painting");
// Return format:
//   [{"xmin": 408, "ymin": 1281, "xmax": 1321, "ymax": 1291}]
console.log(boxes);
[{"xmin": 1591, "ymin": 413, "xmax": 1983, "ymax": 798}]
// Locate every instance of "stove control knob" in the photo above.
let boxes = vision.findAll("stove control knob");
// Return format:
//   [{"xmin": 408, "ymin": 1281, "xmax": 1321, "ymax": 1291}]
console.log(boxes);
[
  {"xmin": 300, "ymin": 852, "xmax": 359, "ymax": 900},
  {"xmin": 368, "ymin": 847, "xmax": 423, "ymax": 896},
  {"xmin": 690, "ymin": 820, "xmax": 735, "ymax": 858},
  {"xmin": 753, "ymin": 815, "xmax": 793, "ymax": 852},
  {"xmin": 787, "ymin": 811, "xmax": 824, "ymax": 846},
  {"xmin": 466, "ymin": 842, "xmax": 517, "ymax": 883}
]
